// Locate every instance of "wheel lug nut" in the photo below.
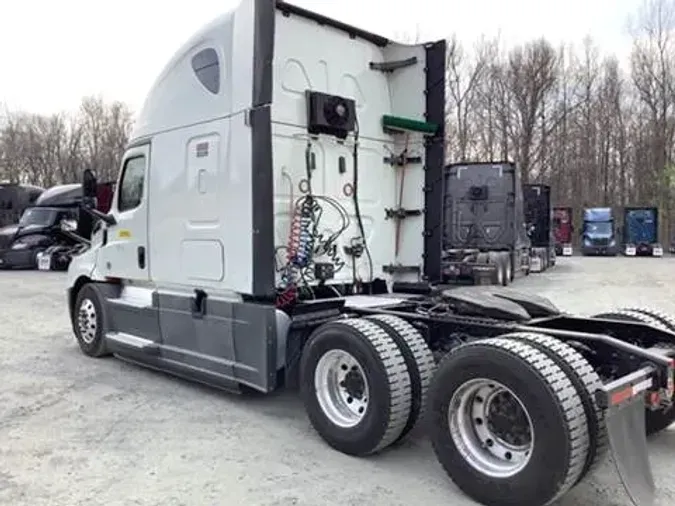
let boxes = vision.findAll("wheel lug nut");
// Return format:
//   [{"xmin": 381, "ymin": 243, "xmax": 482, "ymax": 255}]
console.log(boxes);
[{"xmin": 347, "ymin": 397, "xmax": 353, "ymax": 403}]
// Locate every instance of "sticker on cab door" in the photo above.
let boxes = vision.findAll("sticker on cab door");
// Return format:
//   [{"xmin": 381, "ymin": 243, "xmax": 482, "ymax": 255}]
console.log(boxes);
[{"xmin": 118, "ymin": 229, "xmax": 131, "ymax": 238}]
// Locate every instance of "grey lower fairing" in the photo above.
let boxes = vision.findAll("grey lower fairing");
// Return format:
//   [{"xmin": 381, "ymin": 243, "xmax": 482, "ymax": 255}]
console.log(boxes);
[{"xmin": 101, "ymin": 289, "xmax": 291, "ymax": 394}]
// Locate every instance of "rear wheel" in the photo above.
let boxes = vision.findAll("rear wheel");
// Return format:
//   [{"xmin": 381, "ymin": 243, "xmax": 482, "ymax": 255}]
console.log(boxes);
[
  {"xmin": 429, "ymin": 338, "xmax": 589, "ymax": 506},
  {"xmin": 300, "ymin": 318, "xmax": 412, "ymax": 456},
  {"xmin": 593, "ymin": 308, "xmax": 675, "ymax": 436},
  {"xmin": 503, "ymin": 332, "xmax": 608, "ymax": 482},
  {"xmin": 364, "ymin": 314, "xmax": 436, "ymax": 443},
  {"xmin": 501, "ymin": 254, "xmax": 512, "ymax": 286},
  {"xmin": 488, "ymin": 252, "xmax": 507, "ymax": 286}
]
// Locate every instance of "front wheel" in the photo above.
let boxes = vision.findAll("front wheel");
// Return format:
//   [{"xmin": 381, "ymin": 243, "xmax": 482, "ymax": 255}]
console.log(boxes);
[
  {"xmin": 429, "ymin": 337, "xmax": 589, "ymax": 506},
  {"xmin": 72, "ymin": 283, "xmax": 111, "ymax": 358}
]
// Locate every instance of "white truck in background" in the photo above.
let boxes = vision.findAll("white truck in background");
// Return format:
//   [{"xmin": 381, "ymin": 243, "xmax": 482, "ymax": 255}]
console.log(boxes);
[{"xmin": 65, "ymin": 2, "xmax": 675, "ymax": 505}]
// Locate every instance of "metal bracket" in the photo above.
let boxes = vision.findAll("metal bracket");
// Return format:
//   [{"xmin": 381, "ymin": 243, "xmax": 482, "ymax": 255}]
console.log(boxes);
[
  {"xmin": 382, "ymin": 264, "xmax": 421, "ymax": 274},
  {"xmin": 369, "ymin": 56, "xmax": 418, "ymax": 72},
  {"xmin": 383, "ymin": 154, "xmax": 423, "ymax": 166},
  {"xmin": 385, "ymin": 207, "xmax": 422, "ymax": 220}
]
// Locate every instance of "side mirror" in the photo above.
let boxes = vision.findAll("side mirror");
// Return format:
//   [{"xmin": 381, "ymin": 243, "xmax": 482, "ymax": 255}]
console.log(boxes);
[{"xmin": 83, "ymin": 169, "xmax": 98, "ymax": 198}]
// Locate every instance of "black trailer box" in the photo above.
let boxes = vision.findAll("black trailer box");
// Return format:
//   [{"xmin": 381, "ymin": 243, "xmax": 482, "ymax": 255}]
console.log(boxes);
[
  {"xmin": 523, "ymin": 184, "xmax": 553, "ymax": 248},
  {"xmin": 443, "ymin": 161, "xmax": 530, "ymax": 251}
]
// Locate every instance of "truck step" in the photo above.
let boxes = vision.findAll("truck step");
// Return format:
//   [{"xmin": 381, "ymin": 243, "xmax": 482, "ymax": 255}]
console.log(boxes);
[{"xmin": 106, "ymin": 331, "xmax": 160, "ymax": 355}]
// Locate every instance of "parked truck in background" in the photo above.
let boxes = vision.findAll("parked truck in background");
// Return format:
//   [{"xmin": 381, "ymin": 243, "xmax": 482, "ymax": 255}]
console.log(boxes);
[
  {"xmin": 441, "ymin": 161, "xmax": 530, "ymax": 285},
  {"xmin": 581, "ymin": 207, "xmax": 618, "ymax": 256},
  {"xmin": 622, "ymin": 206, "xmax": 663, "ymax": 257},
  {"xmin": 0, "ymin": 182, "xmax": 115, "ymax": 270},
  {"xmin": 523, "ymin": 183, "xmax": 556, "ymax": 271},
  {"xmin": 553, "ymin": 206, "xmax": 574, "ymax": 255},
  {"xmin": 0, "ymin": 183, "xmax": 44, "ymax": 228}
]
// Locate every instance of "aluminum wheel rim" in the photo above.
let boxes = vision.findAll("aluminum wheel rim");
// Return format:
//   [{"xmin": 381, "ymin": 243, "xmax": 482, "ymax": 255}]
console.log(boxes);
[
  {"xmin": 496, "ymin": 263, "xmax": 504, "ymax": 285},
  {"xmin": 448, "ymin": 378, "xmax": 534, "ymax": 478},
  {"xmin": 505, "ymin": 260, "xmax": 512, "ymax": 281},
  {"xmin": 314, "ymin": 349, "xmax": 369, "ymax": 428},
  {"xmin": 77, "ymin": 299, "xmax": 98, "ymax": 344}
]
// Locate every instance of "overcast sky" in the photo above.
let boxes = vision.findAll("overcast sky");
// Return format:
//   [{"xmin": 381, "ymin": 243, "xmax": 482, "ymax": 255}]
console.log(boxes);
[{"xmin": 0, "ymin": 0, "xmax": 643, "ymax": 116}]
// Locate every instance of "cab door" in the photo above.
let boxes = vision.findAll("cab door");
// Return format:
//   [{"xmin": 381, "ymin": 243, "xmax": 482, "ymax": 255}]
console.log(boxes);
[{"xmin": 98, "ymin": 143, "xmax": 151, "ymax": 281}]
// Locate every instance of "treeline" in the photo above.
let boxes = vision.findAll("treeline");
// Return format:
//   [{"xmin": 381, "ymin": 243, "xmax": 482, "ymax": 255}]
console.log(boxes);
[
  {"xmin": 445, "ymin": 0, "xmax": 675, "ymax": 239},
  {"xmin": 0, "ymin": 96, "xmax": 134, "ymax": 187}
]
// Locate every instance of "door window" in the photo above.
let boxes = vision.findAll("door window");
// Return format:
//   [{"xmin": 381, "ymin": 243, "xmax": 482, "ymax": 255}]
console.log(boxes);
[{"xmin": 118, "ymin": 156, "xmax": 146, "ymax": 212}]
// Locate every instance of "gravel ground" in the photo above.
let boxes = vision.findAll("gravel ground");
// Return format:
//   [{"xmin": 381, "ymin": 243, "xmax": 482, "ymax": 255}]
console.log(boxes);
[{"xmin": 2, "ymin": 256, "xmax": 675, "ymax": 506}]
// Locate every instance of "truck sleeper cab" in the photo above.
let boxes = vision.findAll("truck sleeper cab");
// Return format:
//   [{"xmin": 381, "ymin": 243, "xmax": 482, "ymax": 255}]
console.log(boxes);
[
  {"xmin": 523, "ymin": 183, "xmax": 556, "ymax": 272},
  {"xmin": 66, "ymin": 2, "xmax": 674, "ymax": 506},
  {"xmin": 622, "ymin": 206, "xmax": 663, "ymax": 257},
  {"xmin": 553, "ymin": 206, "xmax": 574, "ymax": 256},
  {"xmin": 581, "ymin": 207, "xmax": 618, "ymax": 256},
  {"xmin": 440, "ymin": 161, "xmax": 531, "ymax": 285}
]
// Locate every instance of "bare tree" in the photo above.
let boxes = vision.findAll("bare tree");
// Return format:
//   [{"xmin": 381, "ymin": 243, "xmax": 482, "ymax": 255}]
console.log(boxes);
[
  {"xmin": 445, "ymin": 34, "xmax": 489, "ymax": 161},
  {"xmin": 506, "ymin": 38, "xmax": 559, "ymax": 182},
  {"xmin": 0, "ymin": 96, "xmax": 134, "ymax": 187}
]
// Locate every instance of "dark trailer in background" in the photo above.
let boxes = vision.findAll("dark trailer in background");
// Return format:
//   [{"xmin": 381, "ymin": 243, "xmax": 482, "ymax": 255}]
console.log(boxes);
[
  {"xmin": 0, "ymin": 183, "xmax": 44, "ymax": 228},
  {"xmin": 441, "ymin": 161, "xmax": 531, "ymax": 285},
  {"xmin": 552, "ymin": 206, "xmax": 574, "ymax": 256},
  {"xmin": 622, "ymin": 206, "xmax": 663, "ymax": 257},
  {"xmin": 523, "ymin": 183, "xmax": 556, "ymax": 271}
]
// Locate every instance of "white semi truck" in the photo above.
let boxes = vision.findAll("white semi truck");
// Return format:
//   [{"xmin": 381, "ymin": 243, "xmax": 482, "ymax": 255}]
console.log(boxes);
[{"xmin": 66, "ymin": 2, "xmax": 675, "ymax": 505}]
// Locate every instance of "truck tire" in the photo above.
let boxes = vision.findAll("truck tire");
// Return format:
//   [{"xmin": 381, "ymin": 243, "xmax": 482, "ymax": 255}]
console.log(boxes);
[
  {"xmin": 622, "ymin": 307, "xmax": 675, "ymax": 332},
  {"xmin": 500, "ymin": 253, "xmax": 512, "ymax": 286},
  {"xmin": 488, "ymin": 252, "xmax": 507, "ymax": 286},
  {"xmin": 429, "ymin": 337, "xmax": 589, "ymax": 506},
  {"xmin": 592, "ymin": 308, "xmax": 675, "ymax": 436},
  {"xmin": 72, "ymin": 283, "xmax": 111, "ymax": 358},
  {"xmin": 501, "ymin": 332, "xmax": 608, "ymax": 483},
  {"xmin": 300, "ymin": 318, "xmax": 412, "ymax": 456},
  {"xmin": 365, "ymin": 314, "xmax": 436, "ymax": 443}
]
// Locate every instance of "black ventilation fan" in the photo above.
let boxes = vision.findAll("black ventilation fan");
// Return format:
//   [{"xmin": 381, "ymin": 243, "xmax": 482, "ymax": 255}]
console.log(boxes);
[{"xmin": 306, "ymin": 90, "xmax": 356, "ymax": 139}]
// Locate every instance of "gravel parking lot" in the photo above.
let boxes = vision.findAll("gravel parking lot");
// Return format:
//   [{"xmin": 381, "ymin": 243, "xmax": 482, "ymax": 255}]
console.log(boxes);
[{"xmin": 2, "ymin": 256, "xmax": 675, "ymax": 506}]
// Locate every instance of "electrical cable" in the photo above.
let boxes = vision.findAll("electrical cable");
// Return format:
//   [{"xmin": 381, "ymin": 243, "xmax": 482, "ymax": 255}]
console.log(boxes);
[
  {"xmin": 351, "ymin": 118, "xmax": 374, "ymax": 289},
  {"xmin": 276, "ymin": 139, "xmax": 352, "ymax": 307}
]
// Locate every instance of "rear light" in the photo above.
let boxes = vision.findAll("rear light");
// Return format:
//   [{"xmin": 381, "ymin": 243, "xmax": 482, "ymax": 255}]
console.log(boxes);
[
  {"xmin": 610, "ymin": 378, "xmax": 653, "ymax": 406},
  {"xmin": 649, "ymin": 391, "xmax": 661, "ymax": 406}
]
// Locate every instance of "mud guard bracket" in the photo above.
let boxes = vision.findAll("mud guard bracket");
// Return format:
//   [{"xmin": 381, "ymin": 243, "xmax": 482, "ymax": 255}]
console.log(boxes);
[{"xmin": 596, "ymin": 367, "xmax": 656, "ymax": 506}]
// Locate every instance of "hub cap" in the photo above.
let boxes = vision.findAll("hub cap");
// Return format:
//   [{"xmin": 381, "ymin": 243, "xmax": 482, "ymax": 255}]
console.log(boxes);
[
  {"xmin": 314, "ymin": 349, "xmax": 369, "ymax": 428},
  {"xmin": 448, "ymin": 378, "xmax": 534, "ymax": 478},
  {"xmin": 78, "ymin": 299, "xmax": 98, "ymax": 344}
]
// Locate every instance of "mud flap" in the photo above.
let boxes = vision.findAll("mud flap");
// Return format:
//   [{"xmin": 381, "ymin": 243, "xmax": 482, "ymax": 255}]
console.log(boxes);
[{"xmin": 607, "ymin": 399, "xmax": 655, "ymax": 506}]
